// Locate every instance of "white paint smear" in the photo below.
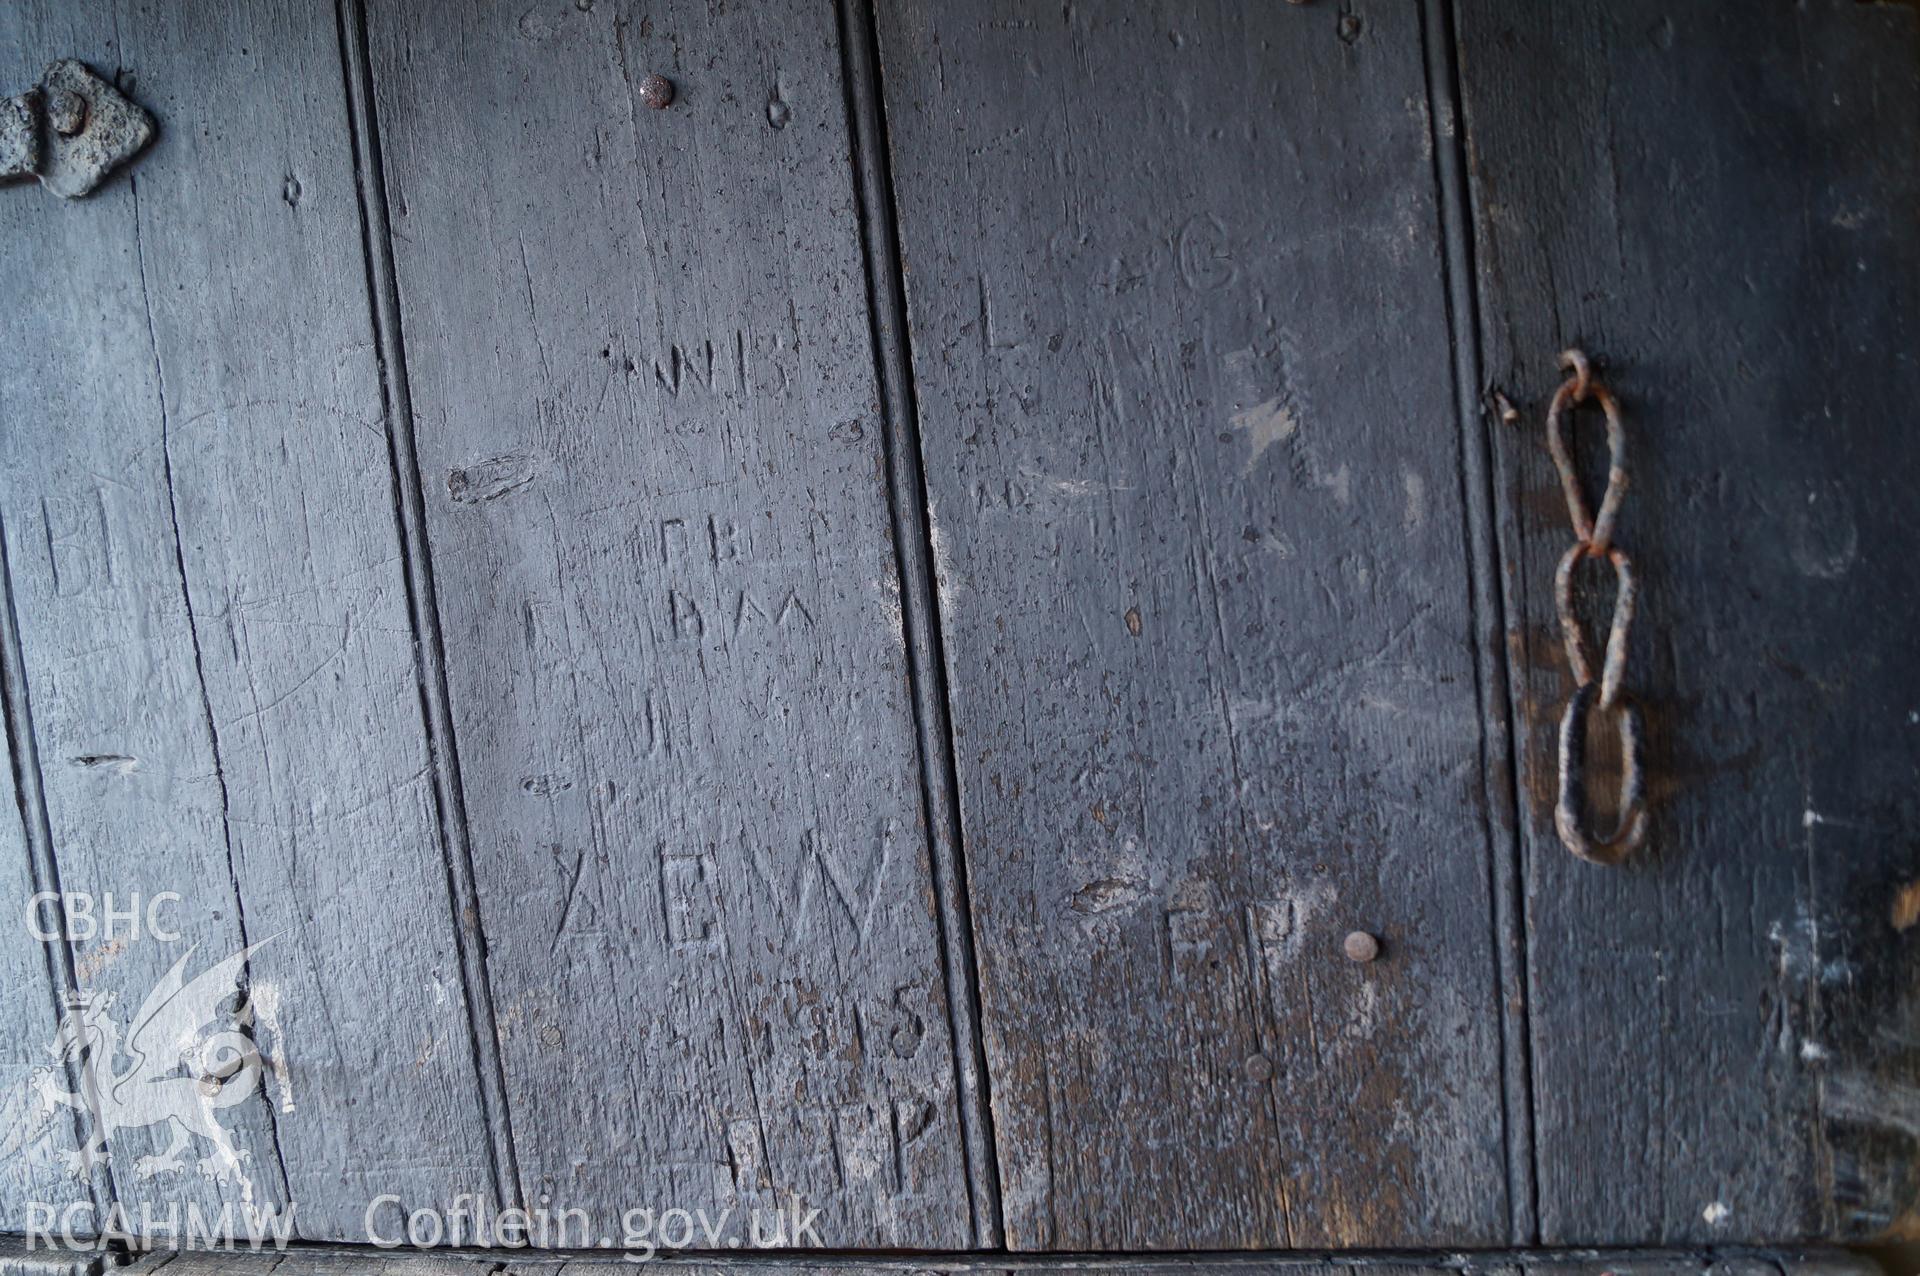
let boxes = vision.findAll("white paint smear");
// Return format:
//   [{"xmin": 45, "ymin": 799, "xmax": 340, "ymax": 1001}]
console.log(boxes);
[{"xmin": 1229, "ymin": 395, "xmax": 1298, "ymax": 473}]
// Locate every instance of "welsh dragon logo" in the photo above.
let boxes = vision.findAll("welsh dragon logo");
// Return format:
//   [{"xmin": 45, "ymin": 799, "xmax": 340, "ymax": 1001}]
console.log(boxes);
[{"xmin": 3, "ymin": 940, "xmax": 274, "ymax": 1188}]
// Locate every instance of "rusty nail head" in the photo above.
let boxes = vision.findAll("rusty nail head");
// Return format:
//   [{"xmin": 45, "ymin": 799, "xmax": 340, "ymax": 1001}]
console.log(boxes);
[
  {"xmin": 46, "ymin": 88, "xmax": 86, "ymax": 136},
  {"xmin": 1343, "ymin": 930, "xmax": 1380, "ymax": 963},
  {"xmin": 640, "ymin": 74, "xmax": 675, "ymax": 109}
]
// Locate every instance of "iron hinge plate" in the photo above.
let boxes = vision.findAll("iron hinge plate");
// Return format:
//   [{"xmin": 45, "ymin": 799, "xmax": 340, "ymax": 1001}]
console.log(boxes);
[{"xmin": 1, "ymin": 60, "xmax": 154, "ymax": 199}]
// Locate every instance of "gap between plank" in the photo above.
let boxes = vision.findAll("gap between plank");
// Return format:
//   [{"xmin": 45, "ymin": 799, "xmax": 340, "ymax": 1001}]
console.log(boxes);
[
  {"xmin": 334, "ymin": 0, "xmax": 526, "ymax": 1219},
  {"xmin": 834, "ymin": 0, "xmax": 1006, "ymax": 1249},
  {"xmin": 1415, "ymin": 0, "xmax": 1539, "ymax": 1246}
]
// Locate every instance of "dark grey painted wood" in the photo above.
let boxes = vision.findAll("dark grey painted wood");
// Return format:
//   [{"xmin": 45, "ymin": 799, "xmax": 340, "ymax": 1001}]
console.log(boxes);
[
  {"xmin": 1455, "ymin": 0, "xmax": 1920, "ymax": 1246},
  {"xmin": 0, "ymin": 1235, "xmax": 108, "ymax": 1276},
  {"xmin": 0, "ymin": 0, "xmax": 498, "ymax": 1242},
  {"xmin": 361, "ymin": 0, "xmax": 974, "ymax": 1248},
  {"xmin": 108, "ymin": 1247, "xmax": 1885, "ymax": 1276},
  {"xmin": 0, "ymin": 3, "xmax": 284, "ymax": 1237},
  {"xmin": 876, "ymin": 0, "xmax": 1509, "ymax": 1250},
  {"xmin": 0, "ymin": 652, "xmax": 91, "ymax": 1227},
  {"xmin": 838, "ymin": 0, "xmax": 1003, "ymax": 1245},
  {"xmin": 3, "ymin": 0, "xmax": 1909, "ymax": 1255},
  {"xmin": 113, "ymin": 1254, "xmax": 476, "ymax": 1276},
  {"xmin": 1417, "ymin": 0, "xmax": 1535, "ymax": 1245}
]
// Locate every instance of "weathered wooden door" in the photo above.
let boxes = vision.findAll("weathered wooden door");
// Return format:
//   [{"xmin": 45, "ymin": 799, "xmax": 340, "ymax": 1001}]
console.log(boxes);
[{"xmin": 2, "ymin": 0, "xmax": 1914, "ymax": 1257}]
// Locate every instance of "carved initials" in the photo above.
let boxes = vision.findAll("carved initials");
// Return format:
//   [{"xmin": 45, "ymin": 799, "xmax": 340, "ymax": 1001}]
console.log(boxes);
[
  {"xmin": 652, "ymin": 332, "xmax": 748, "ymax": 398},
  {"xmin": 38, "ymin": 489, "xmax": 114, "ymax": 597},
  {"xmin": 658, "ymin": 844, "xmax": 722, "ymax": 952}
]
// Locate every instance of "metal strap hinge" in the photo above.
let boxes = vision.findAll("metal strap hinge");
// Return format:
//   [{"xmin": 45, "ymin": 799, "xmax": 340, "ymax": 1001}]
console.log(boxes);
[{"xmin": 1, "ymin": 60, "xmax": 154, "ymax": 199}]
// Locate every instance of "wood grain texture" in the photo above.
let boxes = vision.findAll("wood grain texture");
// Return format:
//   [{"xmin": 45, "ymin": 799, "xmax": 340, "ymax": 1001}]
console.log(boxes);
[
  {"xmin": 106, "ymin": 1247, "xmax": 1885, "ymax": 1276},
  {"xmin": 0, "ymin": 0, "xmax": 498, "ymax": 1240},
  {"xmin": 837, "ymin": 0, "xmax": 1004, "ymax": 1244},
  {"xmin": 0, "ymin": 1235, "xmax": 108, "ymax": 1276},
  {"xmin": 876, "ymin": 0, "xmax": 1509, "ymax": 1250},
  {"xmin": 0, "ymin": 2, "xmax": 284, "ymax": 1234},
  {"xmin": 0, "ymin": 642, "xmax": 92, "ymax": 1227},
  {"xmin": 1455, "ymin": 0, "xmax": 1920, "ymax": 1245},
  {"xmin": 361, "ymin": 0, "xmax": 973, "ymax": 1247}
]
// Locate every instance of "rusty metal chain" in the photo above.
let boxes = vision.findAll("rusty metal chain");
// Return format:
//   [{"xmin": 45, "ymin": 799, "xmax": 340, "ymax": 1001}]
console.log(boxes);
[{"xmin": 1544, "ymin": 350, "xmax": 1648, "ymax": 865}]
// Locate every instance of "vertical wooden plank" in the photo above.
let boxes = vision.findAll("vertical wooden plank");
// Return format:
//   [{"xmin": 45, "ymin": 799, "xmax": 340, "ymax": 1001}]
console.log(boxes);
[
  {"xmin": 0, "ymin": 3, "xmax": 282, "ymax": 1236},
  {"xmin": 878, "ymin": 0, "xmax": 1509, "ymax": 1249},
  {"xmin": 115, "ymin": 0, "xmax": 506, "ymax": 1238},
  {"xmin": 0, "ymin": 0, "xmax": 499, "ymax": 1240},
  {"xmin": 0, "ymin": 666, "xmax": 91, "ymax": 1229},
  {"xmin": 362, "ymin": 0, "xmax": 974, "ymax": 1247},
  {"xmin": 1456, "ymin": 0, "xmax": 1920, "ymax": 1244}
]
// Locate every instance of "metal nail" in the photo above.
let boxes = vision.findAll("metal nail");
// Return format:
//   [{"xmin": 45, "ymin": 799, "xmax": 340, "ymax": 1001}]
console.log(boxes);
[
  {"xmin": 45, "ymin": 88, "xmax": 85, "ymax": 136},
  {"xmin": 639, "ymin": 74, "xmax": 675, "ymax": 110}
]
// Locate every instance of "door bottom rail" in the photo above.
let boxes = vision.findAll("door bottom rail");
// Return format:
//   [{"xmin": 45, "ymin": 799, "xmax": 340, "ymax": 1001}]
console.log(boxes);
[{"xmin": 0, "ymin": 1235, "xmax": 1883, "ymax": 1276}]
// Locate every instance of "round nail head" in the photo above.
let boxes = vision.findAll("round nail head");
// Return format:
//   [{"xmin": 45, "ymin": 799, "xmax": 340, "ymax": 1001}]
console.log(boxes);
[
  {"xmin": 1343, "ymin": 930, "xmax": 1380, "ymax": 963},
  {"xmin": 640, "ymin": 74, "xmax": 675, "ymax": 110},
  {"xmin": 46, "ymin": 88, "xmax": 86, "ymax": 136}
]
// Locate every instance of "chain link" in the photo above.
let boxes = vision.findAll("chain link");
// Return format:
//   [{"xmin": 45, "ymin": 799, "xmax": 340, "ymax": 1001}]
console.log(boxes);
[{"xmin": 1543, "ymin": 349, "xmax": 1648, "ymax": 865}]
